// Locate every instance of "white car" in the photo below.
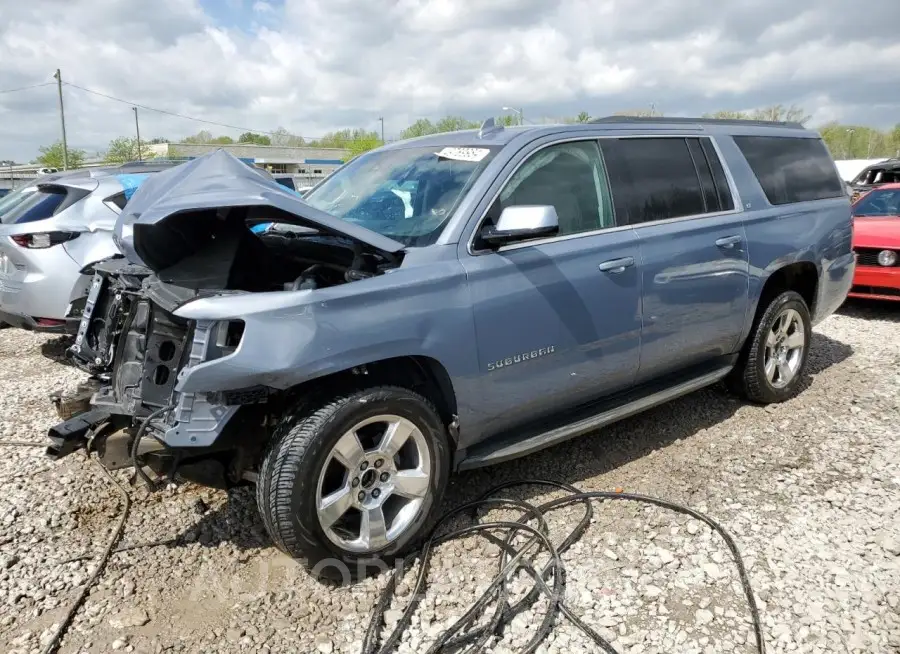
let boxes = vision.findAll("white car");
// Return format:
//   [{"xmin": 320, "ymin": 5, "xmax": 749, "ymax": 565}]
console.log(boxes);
[{"xmin": 0, "ymin": 162, "xmax": 175, "ymax": 333}]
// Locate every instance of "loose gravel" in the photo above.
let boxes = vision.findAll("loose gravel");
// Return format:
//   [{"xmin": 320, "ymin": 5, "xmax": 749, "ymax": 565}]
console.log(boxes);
[{"xmin": 1, "ymin": 302, "xmax": 899, "ymax": 654}]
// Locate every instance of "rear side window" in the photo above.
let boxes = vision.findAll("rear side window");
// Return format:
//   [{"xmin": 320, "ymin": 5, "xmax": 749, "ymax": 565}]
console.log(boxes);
[
  {"xmin": 1, "ymin": 187, "xmax": 67, "ymax": 224},
  {"xmin": 600, "ymin": 137, "xmax": 736, "ymax": 224},
  {"xmin": 733, "ymin": 136, "xmax": 844, "ymax": 205}
]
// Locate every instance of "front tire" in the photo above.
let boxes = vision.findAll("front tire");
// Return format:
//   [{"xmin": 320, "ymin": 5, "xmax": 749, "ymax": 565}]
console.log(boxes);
[
  {"xmin": 728, "ymin": 290, "xmax": 812, "ymax": 404},
  {"xmin": 256, "ymin": 386, "xmax": 449, "ymax": 582}
]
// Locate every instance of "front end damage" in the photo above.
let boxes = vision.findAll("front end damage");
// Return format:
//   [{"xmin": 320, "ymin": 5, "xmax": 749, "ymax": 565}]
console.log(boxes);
[{"xmin": 47, "ymin": 150, "xmax": 406, "ymax": 487}]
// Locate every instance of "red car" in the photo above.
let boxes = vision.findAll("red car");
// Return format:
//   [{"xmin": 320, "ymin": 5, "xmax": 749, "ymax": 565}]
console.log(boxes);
[{"xmin": 849, "ymin": 183, "xmax": 900, "ymax": 301}]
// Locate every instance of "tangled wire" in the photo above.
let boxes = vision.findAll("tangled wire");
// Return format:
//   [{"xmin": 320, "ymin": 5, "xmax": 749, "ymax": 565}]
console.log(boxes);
[
  {"xmin": 362, "ymin": 480, "xmax": 764, "ymax": 654},
  {"xmin": 1, "ymin": 435, "xmax": 763, "ymax": 654}
]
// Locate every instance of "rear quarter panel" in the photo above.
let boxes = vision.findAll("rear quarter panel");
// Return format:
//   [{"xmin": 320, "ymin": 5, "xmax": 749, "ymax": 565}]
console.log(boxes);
[{"xmin": 715, "ymin": 134, "xmax": 854, "ymax": 338}]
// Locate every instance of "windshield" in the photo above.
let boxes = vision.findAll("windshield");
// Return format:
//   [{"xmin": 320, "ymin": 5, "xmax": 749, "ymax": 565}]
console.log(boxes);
[
  {"xmin": 852, "ymin": 188, "xmax": 900, "ymax": 217},
  {"xmin": 0, "ymin": 187, "xmax": 37, "ymax": 221},
  {"xmin": 302, "ymin": 145, "xmax": 499, "ymax": 246}
]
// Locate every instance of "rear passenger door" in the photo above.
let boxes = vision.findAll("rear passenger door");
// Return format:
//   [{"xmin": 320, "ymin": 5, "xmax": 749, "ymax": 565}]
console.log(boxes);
[
  {"xmin": 461, "ymin": 139, "xmax": 643, "ymax": 443},
  {"xmin": 599, "ymin": 136, "xmax": 749, "ymax": 383}
]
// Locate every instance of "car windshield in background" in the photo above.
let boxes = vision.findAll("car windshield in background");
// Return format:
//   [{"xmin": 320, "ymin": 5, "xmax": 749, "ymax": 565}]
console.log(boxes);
[
  {"xmin": 852, "ymin": 189, "xmax": 900, "ymax": 217},
  {"xmin": 301, "ymin": 145, "xmax": 500, "ymax": 246}
]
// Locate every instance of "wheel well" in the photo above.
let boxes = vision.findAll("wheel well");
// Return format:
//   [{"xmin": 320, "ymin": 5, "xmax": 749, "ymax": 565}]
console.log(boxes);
[
  {"xmin": 757, "ymin": 262, "xmax": 818, "ymax": 318},
  {"xmin": 277, "ymin": 356, "xmax": 459, "ymax": 440}
]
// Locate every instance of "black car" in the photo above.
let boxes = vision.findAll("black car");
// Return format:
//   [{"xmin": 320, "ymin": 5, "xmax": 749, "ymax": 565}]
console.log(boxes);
[{"xmin": 849, "ymin": 158, "xmax": 900, "ymax": 200}]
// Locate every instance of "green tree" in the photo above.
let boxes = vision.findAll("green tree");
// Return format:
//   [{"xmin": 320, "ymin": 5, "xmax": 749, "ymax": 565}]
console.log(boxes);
[
  {"xmin": 702, "ymin": 110, "xmax": 752, "ymax": 120},
  {"xmin": 209, "ymin": 135, "xmax": 235, "ymax": 144},
  {"xmin": 576, "ymin": 111, "xmax": 592, "ymax": 123},
  {"xmin": 148, "ymin": 137, "xmax": 169, "ymax": 144},
  {"xmin": 703, "ymin": 105, "xmax": 811, "ymax": 125},
  {"xmin": 400, "ymin": 119, "xmax": 438, "ymax": 140},
  {"xmin": 270, "ymin": 127, "xmax": 305, "ymax": 147},
  {"xmin": 182, "ymin": 130, "xmax": 215, "ymax": 144},
  {"xmin": 308, "ymin": 128, "xmax": 380, "ymax": 159},
  {"xmin": 237, "ymin": 132, "xmax": 272, "ymax": 146},
  {"xmin": 33, "ymin": 141, "xmax": 86, "ymax": 169},
  {"xmin": 104, "ymin": 136, "xmax": 156, "ymax": 164},
  {"xmin": 495, "ymin": 115, "xmax": 517, "ymax": 127},
  {"xmin": 434, "ymin": 116, "xmax": 480, "ymax": 133},
  {"xmin": 613, "ymin": 107, "xmax": 663, "ymax": 118}
]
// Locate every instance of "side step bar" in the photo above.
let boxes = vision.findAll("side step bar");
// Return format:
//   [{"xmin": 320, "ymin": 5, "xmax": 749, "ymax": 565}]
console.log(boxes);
[
  {"xmin": 458, "ymin": 366, "xmax": 732, "ymax": 470},
  {"xmin": 46, "ymin": 409, "xmax": 112, "ymax": 460}
]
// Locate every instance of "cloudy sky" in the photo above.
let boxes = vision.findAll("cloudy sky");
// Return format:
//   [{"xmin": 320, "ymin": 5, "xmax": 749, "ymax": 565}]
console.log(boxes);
[{"xmin": 1, "ymin": 0, "xmax": 899, "ymax": 161}]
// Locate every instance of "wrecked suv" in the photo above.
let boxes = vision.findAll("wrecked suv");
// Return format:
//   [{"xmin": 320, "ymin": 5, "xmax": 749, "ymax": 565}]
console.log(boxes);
[{"xmin": 49, "ymin": 117, "xmax": 854, "ymax": 579}]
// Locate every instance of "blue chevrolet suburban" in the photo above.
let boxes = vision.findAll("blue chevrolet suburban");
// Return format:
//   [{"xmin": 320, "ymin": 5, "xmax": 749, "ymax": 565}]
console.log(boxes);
[{"xmin": 52, "ymin": 116, "xmax": 854, "ymax": 579}]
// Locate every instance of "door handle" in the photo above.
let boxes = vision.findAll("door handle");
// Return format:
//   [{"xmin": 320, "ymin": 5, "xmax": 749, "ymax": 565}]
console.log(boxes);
[
  {"xmin": 598, "ymin": 256, "xmax": 635, "ymax": 273},
  {"xmin": 715, "ymin": 235, "xmax": 742, "ymax": 249}
]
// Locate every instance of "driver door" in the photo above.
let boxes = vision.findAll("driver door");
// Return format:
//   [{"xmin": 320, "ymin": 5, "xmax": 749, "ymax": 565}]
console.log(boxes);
[{"xmin": 459, "ymin": 139, "xmax": 643, "ymax": 444}]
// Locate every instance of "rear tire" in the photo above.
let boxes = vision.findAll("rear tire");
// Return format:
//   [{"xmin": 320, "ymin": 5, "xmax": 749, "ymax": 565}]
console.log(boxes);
[
  {"xmin": 727, "ymin": 290, "xmax": 812, "ymax": 404},
  {"xmin": 256, "ymin": 386, "xmax": 449, "ymax": 583}
]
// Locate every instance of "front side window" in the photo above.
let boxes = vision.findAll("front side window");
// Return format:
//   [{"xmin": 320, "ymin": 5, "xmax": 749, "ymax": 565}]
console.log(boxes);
[
  {"xmin": 489, "ymin": 140, "xmax": 615, "ymax": 238},
  {"xmin": 303, "ymin": 145, "xmax": 499, "ymax": 246},
  {"xmin": 852, "ymin": 188, "xmax": 900, "ymax": 217},
  {"xmin": 734, "ymin": 136, "xmax": 845, "ymax": 205}
]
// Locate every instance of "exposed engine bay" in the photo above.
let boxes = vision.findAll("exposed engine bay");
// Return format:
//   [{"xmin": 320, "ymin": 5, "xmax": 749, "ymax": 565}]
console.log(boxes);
[{"xmin": 52, "ymin": 224, "xmax": 400, "ymax": 487}]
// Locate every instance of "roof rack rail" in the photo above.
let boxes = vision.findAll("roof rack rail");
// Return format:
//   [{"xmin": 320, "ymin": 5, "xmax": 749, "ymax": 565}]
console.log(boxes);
[{"xmin": 589, "ymin": 115, "xmax": 807, "ymax": 129}]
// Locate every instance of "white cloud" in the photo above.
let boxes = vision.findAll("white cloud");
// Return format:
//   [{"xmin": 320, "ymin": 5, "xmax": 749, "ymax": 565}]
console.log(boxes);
[{"xmin": 1, "ymin": 0, "xmax": 899, "ymax": 161}]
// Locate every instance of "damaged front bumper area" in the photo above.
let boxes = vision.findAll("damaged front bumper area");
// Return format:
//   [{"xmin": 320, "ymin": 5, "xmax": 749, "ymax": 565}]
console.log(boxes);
[{"xmin": 49, "ymin": 269, "xmax": 262, "ymax": 478}]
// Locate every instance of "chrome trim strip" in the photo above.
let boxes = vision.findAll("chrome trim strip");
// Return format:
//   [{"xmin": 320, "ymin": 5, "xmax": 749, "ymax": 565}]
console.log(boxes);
[
  {"xmin": 458, "ymin": 365, "xmax": 732, "ymax": 470},
  {"xmin": 466, "ymin": 134, "xmax": 743, "ymax": 256}
]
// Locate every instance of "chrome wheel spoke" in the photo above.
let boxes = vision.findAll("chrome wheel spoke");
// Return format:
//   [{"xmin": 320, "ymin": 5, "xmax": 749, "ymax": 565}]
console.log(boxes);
[
  {"xmin": 318, "ymin": 486, "xmax": 353, "ymax": 529},
  {"xmin": 361, "ymin": 506, "xmax": 389, "ymax": 550},
  {"xmin": 332, "ymin": 430, "xmax": 364, "ymax": 468},
  {"xmin": 393, "ymin": 469, "xmax": 429, "ymax": 499},
  {"xmin": 777, "ymin": 361, "xmax": 793, "ymax": 383},
  {"xmin": 764, "ymin": 357, "xmax": 777, "ymax": 382},
  {"xmin": 377, "ymin": 419, "xmax": 415, "ymax": 458},
  {"xmin": 316, "ymin": 413, "xmax": 432, "ymax": 554},
  {"xmin": 766, "ymin": 330, "xmax": 778, "ymax": 348}
]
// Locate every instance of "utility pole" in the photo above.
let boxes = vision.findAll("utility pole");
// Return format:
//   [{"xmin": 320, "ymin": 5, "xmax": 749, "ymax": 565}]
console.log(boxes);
[
  {"xmin": 53, "ymin": 69, "xmax": 69, "ymax": 170},
  {"xmin": 133, "ymin": 107, "xmax": 142, "ymax": 161},
  {"xmin": 379, "ymin": 117, "xmax": 385, "ymax": 144}
]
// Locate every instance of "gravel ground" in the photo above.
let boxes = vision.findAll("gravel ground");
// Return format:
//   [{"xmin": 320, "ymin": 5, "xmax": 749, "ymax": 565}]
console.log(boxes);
[{"xmin": 1, "ymin": 301, "xmax": 899, "ymax": 654}]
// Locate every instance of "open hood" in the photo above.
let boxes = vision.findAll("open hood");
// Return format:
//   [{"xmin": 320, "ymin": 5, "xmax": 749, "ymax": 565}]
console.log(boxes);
[{"xmin": 121, "ymin": 150, "xmax": 405, "ymax": 274}]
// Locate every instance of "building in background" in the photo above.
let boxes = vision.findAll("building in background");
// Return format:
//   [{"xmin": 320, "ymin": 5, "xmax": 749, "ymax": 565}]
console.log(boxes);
[{"xmin": 147, "ymin": 142, "xmax": 349, "ymax": 185}]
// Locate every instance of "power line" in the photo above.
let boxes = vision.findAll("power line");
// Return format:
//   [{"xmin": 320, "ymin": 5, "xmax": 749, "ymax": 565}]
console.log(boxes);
[
  {"xmin": 0, "ymin": 81, "xmax": 55, "ymax": 95},
  {"xmin": 62, "ymin": 81, "xmax": 353, "ymax": 142}
]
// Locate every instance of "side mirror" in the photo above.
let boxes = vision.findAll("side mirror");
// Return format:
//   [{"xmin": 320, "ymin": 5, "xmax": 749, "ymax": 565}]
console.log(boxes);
[{"xmin": 480, "ymin": 205, "xmax": 559, "ymax": 248}]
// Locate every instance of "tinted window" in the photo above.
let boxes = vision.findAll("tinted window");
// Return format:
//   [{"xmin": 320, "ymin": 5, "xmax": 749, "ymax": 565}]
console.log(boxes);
[
  {"xmin": 600, "ymin": 138, "xmax": 706, "ymax": 224},
  {"xmin": 0, "ymin": 187, "xmax": 37, "ymax": 220},
  {"xmin": 733, "ymin": 136, "xmax": 844, "ymax": 205},
  {"xmin": 106, "ymin": 192, "xmax": 128, "ymax": 211},
  {"xmin": 490, "ymin": 140, "xmax": 615, "ymax": 238},
  {"xmin": 0, "ymin": 187, "xmax": 66, "ymax": 224},
  {"xmin": 687, "ymin": 138, "xmax": 718, "ymax": 213},
  {"xmin": 700, "ymin": 138, "xmax": 735, "ymax": 212}
]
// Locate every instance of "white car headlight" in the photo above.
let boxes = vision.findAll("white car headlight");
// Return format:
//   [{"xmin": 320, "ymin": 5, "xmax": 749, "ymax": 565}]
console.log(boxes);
[{"xmin": 877, "ymin": 249, "xmax": 897, "ymax": 267}]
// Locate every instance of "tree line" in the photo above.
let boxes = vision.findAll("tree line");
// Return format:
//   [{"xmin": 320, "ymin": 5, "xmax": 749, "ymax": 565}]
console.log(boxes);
[{"xmin": 32, "ymin": 104, "xmax": 900, "ymax": 169}]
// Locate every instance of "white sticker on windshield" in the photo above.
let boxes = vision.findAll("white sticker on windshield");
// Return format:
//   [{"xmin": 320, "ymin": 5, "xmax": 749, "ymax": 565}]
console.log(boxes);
[{"xmin": 435, "ymin": 147, "xmax": 490, "ymax": 162}]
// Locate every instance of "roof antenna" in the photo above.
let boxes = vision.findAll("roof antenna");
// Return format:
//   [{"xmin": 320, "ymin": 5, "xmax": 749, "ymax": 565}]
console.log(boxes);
[{"xmin": 478, "ymin": 117, "xmax": 503, "ymax": 139}]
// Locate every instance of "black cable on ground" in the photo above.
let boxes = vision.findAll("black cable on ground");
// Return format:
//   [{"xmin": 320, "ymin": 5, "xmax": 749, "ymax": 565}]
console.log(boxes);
[
  {"xmin": 130, "ymin": 405, "xmax": 174, "ymax": 488},
  {"xmin": 40, "ymin": 453, "xmax": 131, "ymax": 654},
  {"xmin": 362, "ymin": 480, "xmax": 765, "ymax": 654}
]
